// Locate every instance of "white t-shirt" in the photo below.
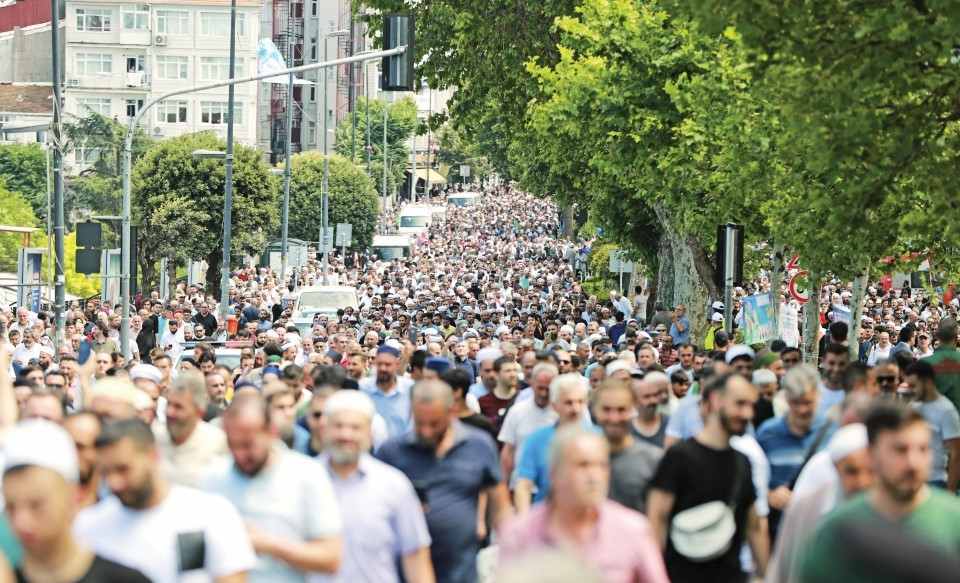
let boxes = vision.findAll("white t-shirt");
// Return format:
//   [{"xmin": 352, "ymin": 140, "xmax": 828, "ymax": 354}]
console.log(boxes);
[{"xmin": 74, "ymin": 485, "xmax": 256, "ymax": 583}]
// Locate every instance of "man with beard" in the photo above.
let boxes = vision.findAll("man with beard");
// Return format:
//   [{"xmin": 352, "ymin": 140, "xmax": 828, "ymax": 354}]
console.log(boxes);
[
  {"xmin": 757, "ymin": 364, "xmax": 825, "ymax": 537},
  {"xmin": 499, "ymin": 426, "xmax": 669, "ymax": 583},
  {"xmin": 359, "ymin": 345, "xmax": 414, "ymax": 438},
  {"xmin": 74, "ymin": 418, "xmax": 255, "ymax": 583},
  {"xmin": 631, "ymin": 379, "xmax": 669, "ymax": 448},
  {"xmin": 318, "ymin": 390, "xmax": 434, "ymax": 583},
  {"xmin": 62, "ymin": 412, "xmax": 103, "ymax": 509},
  {"xmin": 376, "ymin": 380, "xmax": 511, "ymax": 583},
  {"xmin": 2, "ymin": 420, "xmax": 151, "ymax": 583},
  {"xmin": 647, "ymin": 373, "xmax": 769, "ymax": 583},
  {"xmin": 198, "ymin": 396, "xmax": 342, "ymax": 581},
  {"xmin": 594, "ymin": 380, "xmax": 663, "ymax": 513},
  {"xmin": 819, "ymin": 342, "xmax": 849, "ymax": 416},
  {"xmin": 800, "ymin": 402, "xmax": 960, "ymax": 583}
]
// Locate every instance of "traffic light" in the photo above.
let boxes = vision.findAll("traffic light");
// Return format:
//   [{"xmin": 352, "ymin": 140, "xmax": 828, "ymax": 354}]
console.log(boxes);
[
  {"xmin": 382, "ymin": 14, "xmax": 415, "ymax": 92},
  {"xmin": 715, "ymin": 223, "xmax": 744, "ymax": 288},
  {"xmin": 75, "ymin": 221, "xmax": 102, "ymax": 275}
]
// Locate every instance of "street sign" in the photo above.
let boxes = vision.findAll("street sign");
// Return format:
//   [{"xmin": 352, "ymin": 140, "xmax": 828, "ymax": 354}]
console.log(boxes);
[
  {"xmin": 787, "ymin": 253, "xmax": 809, "ymax": 304},
  {"xmin": 319, "ymin": 227, "xmax": 334, "ymax": 253},
  {"xmin": 336, "ymin": 223, "xmax": 353, "ymax": 247},
  {"xmin": 609, "ymin": 250, "xmax": 633, "ymax": 273},
  {"xmin": 460, "ymin": 164, "xmax": 470, "ymax": 177}
]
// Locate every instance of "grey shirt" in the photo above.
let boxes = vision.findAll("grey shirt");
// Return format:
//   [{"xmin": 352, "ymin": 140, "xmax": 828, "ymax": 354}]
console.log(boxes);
[
  {"xmin": 608, "ymin": 440, "xmax": 663, "ymax": 514},
  {"xmin": 913, "ymin": 395, "xmax": 960, "ymax": 483}
]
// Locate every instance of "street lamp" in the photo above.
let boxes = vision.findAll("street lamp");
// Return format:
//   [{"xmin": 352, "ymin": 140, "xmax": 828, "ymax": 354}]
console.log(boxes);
[
  {"xmin": 191, "ymin": 148, "xmax": 231, "ymax": 317},
  {"xmin": 322, "ymin": 28, "xmax": 349, "ymax": 285},
  {"xmin": 421, "ymin": 78, "xmax": 432, "ymax": 199}
]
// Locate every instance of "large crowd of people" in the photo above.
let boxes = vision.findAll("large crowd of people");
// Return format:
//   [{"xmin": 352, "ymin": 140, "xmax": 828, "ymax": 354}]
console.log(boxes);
[{"xmin": 0, "ymin": 185, "xmax": 958, "ymax": 583}]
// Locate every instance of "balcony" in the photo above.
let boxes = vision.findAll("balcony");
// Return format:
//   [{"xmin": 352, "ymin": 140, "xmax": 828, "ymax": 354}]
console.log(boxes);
[{"xmin": 64, "ymin": 71, "xmax": 152, "ymax": 91}]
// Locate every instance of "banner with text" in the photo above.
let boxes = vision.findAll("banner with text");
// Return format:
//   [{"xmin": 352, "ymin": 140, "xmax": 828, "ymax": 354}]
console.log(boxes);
[{"xmin": 742, "ymin": 292, "xmax": 777, "ymax": 345}]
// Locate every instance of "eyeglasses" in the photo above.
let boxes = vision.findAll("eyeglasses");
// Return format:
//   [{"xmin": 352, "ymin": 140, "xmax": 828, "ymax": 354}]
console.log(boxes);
[
  {"xmin": 877, "ymin": 376, "xmax": 897, "ymax": 383},
  {"xmin": 559, "ymin": 359, "xmax": 571, "ymax": 364}
]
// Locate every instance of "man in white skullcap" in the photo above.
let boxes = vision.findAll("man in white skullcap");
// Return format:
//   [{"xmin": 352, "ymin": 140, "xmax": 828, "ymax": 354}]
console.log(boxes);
[
  {"xmin": 318, "ymin": 390, "xmax": 433, "ymax": 583},
  {"xmin": 766, "ymin": 423, "xmax": 873, "ymax": 583},
  {"xmin": 37, "ymin": 345, "xmax": 56, "ymax": 372},
  {"xmin": 130, "ymin": 364, "xmax": 164, "ymax": 425}
]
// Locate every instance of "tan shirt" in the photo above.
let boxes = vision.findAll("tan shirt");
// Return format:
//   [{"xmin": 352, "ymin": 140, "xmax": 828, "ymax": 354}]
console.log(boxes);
[{"xmin": 153, "ymin": 421, "xmax": 228, "ymax": 487}]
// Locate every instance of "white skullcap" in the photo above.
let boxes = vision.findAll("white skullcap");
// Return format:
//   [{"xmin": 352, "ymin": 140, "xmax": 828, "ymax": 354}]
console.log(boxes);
[
  {"xmin": 559, "ymin": 325, "xmax": 574, "ymax": 335},
  {"xmin": 281, "ymin": 341, "xmax": 297, "ymax": 351},
  {"xmin": 605, "ymin": 360, "xmax": 632, "ymax": 376},
  {"xmin": 38, "ymin": 345, "xmax": 55, "ymax": 357},
  {"xmin": 266, "ymin": 330, "xmax": 280, "ymax": 339},
  {"xmin": 384, "ymin": 338, "xmax": 402, "ymax": 350},
  {"xmin": 87, "ymin": 378, "xmax": 140, "ymax": 408},
  {"xmin": 725, "ymin": 344, "xmax": 756, "ymax": 364},
  {"xmin": 323, "ymin": 389, "xmax": 376, "ymax": 419},
  {"xmin": 752, "ymin": 369, "xmax": 778, "ymax": 385},
  {"xmin": 130, "ymin": 364, "xmax": 162, "ymax": 385},
  {"xmin": 828, "ymin": 423, "xmax": 868, "ymax": 463},
  {"xmin": 494, "ymin": 325, "xmax": 510, "ymax": 338},
  {"xmin": 3, "ymin": 420, "xmax": 79, "ymax": 483},
  {"xmin": 476, "ymin": 348, "xmax": 503, "ymax": 364}
]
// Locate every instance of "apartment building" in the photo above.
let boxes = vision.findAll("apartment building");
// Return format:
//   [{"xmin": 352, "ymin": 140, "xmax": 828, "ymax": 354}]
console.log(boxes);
[{"xmin": 63, "ymin": 0, "xmax": 261, "ymax": 165}]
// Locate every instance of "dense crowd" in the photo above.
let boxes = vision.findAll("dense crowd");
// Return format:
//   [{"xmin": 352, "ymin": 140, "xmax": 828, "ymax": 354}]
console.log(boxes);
[{"xmin": 0, "ymin": 185, "xmax": 958, "ymax": 583}]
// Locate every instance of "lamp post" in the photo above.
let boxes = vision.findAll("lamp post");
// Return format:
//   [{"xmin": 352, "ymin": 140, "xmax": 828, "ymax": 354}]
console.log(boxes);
[
  {"xmin": 323, "ymin": 28, "xmax": 349, "ymax": 285},
  {"xmin": 279, "ymin": 4, "xmax": 295, "ymax": 292},
  {"xmin": 422, "ymin": 78, "xmax": 431, "ymax": 199}
]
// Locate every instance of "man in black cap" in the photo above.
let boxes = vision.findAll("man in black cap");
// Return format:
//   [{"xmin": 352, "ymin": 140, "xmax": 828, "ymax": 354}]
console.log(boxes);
[{"xmin": 650, "ymin": 302, "xmax": 672, "ymax": 331}]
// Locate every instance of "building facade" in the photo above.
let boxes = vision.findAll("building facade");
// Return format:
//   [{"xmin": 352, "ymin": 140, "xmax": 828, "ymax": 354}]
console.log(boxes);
[{"xmin": 63, "ymin": 0, "xmax": 262, "ymax": 165}]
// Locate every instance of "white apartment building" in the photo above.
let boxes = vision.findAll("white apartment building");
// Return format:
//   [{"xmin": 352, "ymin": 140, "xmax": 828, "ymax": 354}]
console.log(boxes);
[{"xmin": 63, "ymin": 0, "xmax": 261, "ymax": 165}]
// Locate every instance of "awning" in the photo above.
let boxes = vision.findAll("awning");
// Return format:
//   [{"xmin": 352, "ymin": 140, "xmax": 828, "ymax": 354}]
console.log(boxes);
[{"xmin": 413, "ymin": 168, "xmax": 447, "ymax": 183}]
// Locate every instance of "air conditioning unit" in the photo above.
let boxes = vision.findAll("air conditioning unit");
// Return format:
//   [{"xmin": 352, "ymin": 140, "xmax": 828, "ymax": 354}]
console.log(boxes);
[
  {"xmin": 66, "ymin": 78, "xmax": 81, "ymax": 88},
  {"xmin": 153, "ymin": 126, "xmax": 163, "ymax": 136},
  {"xmin": 154, "ymin": 35, "xmax": 166, "ymax": 46}
]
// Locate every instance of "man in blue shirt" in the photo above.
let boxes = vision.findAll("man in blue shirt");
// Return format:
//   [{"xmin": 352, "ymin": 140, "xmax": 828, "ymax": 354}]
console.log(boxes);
[
  {"xmin": 757, "ymin": 364, "xmax": 828, "ymax": 537},
  {"xmin": 377, "ymin": 379, "xmax": 511, "ymax": 583},
  {"xmin": 514, "ymin": 373, "xmax": 593, "ymax": 512},
  {"xmin": 668, "ymin": 304, "xmax": 691, "ymax": 346},
  {"xmin": 359, "ymin": 345, "xmax": 414, "ymax": 437}
]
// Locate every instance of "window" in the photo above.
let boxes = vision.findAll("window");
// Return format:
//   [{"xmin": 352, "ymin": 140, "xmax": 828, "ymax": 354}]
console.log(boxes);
[
  {"xmin": 76, "ymin": 8, "xmax": 111, "ymax": 32},
  {"xmin": 75, "ymin": 53, "xmax": 112, "ymax": 76},
  {"xmin": 310, "ymin": 43, "xmax": 317, "ymax": 60},
  {"xmin": 156, "ymin": 100, "xmax": 187, "ymax": 123},
  {"xmin": 200, "ymin": 57, "xmax": 244, "ymax": 81},
  {"xmin": 156, "ymin": 56, "xmax": 188, "ymax": 80},
  {"xmin": 308, "ymin": 122, "xmax": 316, "ymax": 145},
  {"xmin": 125, "ymin": 99, "xmax": 144, "ymax": 117},
  {"xmin": 308, "ymin": 85, "xmax": 316, "ymax": 102},
  {"xmin": 121, "ymin": 4, "xmax": 149, "ymax": 30},
  {"xmin": 76, "ymin": 98, "xmax": 111, "ymax": 116},
  {"xmin": 201, "ymin": 101, "xmax": 241, "ymax": 124},
  {"xmin": 200, "ymin": 12, "xmax": 244, "ymax": 36},
  {"xmin": 125, "ymin": 55, "xmax": 146, "ymax": 72},
  {"xmin": 75, "ymin": 146, "xmax": 102, "ymax": 164},
  {"xmin": 156, "ymin": 10, "xmax": 188, "ymax": 35},
  {"xmin": 311, "ymin": 1, "xmax": 317, "ymax": 16}
]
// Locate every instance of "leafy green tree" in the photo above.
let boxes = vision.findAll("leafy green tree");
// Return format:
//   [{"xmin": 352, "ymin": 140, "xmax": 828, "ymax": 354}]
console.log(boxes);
[
  {"xmin": 131, "ymin": 132, "xmax": 279, "ymax": 298},
  {"xmin": 0, "ymin": 185, "xmax": 39, "ymax": 273},
  {"xmin": 333, "ymin": 96, "xmax": 417, "ymax": 190},
  {"xmin": 0, "ymin": 143, "xmax": 47, "ymax": 219},
  {"xmin": 285, "ymin": 151, "xmax": 380, "ymax": 251},
  {"xmin": 434, "ymin": 124, "xmax": 493, "ymax": 184}
]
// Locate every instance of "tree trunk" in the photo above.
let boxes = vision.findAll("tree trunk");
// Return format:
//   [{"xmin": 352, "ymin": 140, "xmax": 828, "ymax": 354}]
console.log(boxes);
[
  {"xmin": 561, "ymin": 205, "xmax": 575, "ymax": 239},
  {"xmin": 654, "ymin": 204, "xmax": 719, "ymax": 347},
  {"xmin": 848, "ymin": 262, "xmax": 870, "ymax": 362},
  {"xmin": 769, "ymin": 243, "xmax": 786, "ymax": 337},
  {"xmin": 205, "ymin": 251, "xmax": 222, "ymax": 304},
  {"xmin": 802, "ymin": 269, "xmax": 822, "ymax": 364},
  {"xmin": 166, "ymin": 256, "xmax": 178, "ymax": 300}
]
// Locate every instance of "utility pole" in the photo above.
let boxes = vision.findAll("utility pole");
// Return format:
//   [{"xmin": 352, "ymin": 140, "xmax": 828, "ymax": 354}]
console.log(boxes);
[
  {"xmin": 279, "ymin": 4, "xmax": 294, "ymax": 291},
  {"xmin": 383, "ymin": 89, "xmax": 388, "ymax": 233},
  {"xmin": 220, "ymin": 0, "xmax": 237, "ymax": 322},
  {"xmin": 50, "ymin": 0, "xmax": 65, "ymax": 342}
]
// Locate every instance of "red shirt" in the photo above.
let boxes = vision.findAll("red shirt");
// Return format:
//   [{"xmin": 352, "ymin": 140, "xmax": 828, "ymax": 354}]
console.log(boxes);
[{"xmin": 477, "ymin": 391, "xmax": 517, "ymax": 434}]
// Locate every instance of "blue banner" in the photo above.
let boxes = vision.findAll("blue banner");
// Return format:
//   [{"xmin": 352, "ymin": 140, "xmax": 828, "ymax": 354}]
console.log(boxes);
[{"xmin": 742, "ymin": 292, "xmax": 777, "ymax": 345}]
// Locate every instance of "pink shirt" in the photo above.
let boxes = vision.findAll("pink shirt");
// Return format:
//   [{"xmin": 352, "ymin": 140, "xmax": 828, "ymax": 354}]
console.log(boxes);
[{"xmin": 499, "ymin": 499, "xmax": 669, "ymax": 583}]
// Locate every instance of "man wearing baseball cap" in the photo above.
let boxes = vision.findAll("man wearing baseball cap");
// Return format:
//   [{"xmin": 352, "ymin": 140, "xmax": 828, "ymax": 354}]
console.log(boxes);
[{"xmin": 3, "ymin": 420, "xmax": 150, "ymax": 582}]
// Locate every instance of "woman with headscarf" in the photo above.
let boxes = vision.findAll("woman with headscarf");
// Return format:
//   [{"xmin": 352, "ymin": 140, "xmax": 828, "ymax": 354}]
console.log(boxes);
[{"xmin": 136, "ymin": 317, "xmax": 156, "ymax": 364}]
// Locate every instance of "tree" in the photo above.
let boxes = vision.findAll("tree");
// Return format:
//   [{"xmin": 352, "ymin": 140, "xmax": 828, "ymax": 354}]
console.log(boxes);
[
  {"xmin": 0, "ymin": 143, "xmax": 47, "ymax": 220},
  {"xmin": 332, "ymin": 96, "xmax": 417, "ymax": 190},
  {"xmin": 0, "ymin": 185, "xmax": 39, "ymax": 273},
  {"xmin": 285, "ymin": 152, "xmax": 381, "ymax": 251},
  {"xmin": 434, "ymin": 124, "xmax": 494, "ymax": 184},
  {"xmin": 131, "ymin": 132, "xmax": 279, "ymax": 298}
]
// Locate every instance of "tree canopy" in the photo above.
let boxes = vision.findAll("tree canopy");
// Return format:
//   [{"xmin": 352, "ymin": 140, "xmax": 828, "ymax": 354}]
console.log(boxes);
[
  {"xmin": 131, "ymin": 132, "xmax": 279, "ymax": 297},
  {"xmin": 333, "ymin": 96, "xmax": 417, "ymax": 190}
]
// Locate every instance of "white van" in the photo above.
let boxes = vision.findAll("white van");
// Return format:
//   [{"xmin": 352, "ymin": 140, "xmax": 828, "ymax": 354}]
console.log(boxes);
[
  {"xmin": 447, "ymin": 191, "xmax": 481, "ymax": 207},
  {"xmin": 430, "ymin": 205, "xmax": 447, "ymax": 224},
  {"xmin": 398, "ymin": 205, "xmax": 433, "ymax": 235},
  {"xmin": 371, "ymin": 235, "xmax": 414, "ymax": 261},
  {"xmin": 293, "ymin": 285, "xmax": 359, "ymax": 319}
]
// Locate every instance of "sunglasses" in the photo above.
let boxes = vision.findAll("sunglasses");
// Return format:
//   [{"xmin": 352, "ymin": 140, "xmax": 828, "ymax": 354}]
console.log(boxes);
[
  {"xmin": 311, "ymin": 412, "xmax": 323, "ymax": 419},
  {"xmin": 877, "ymin": 376, "xmax": 897, "ymax": 383}
]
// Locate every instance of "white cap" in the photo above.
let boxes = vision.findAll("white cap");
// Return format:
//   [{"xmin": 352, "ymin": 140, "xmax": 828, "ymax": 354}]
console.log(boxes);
[
  {"xmin": 725, "ymin": 344, "xmax": 756, "ymax": 364},
  {"xmin": 38, "ymin": 345, "xmax": 55, "ymax": 357},
  {"xmin": 712, "ymin": 301, "xmax": 725, "ymax": 310},
  {"xmin": 130, "ymin": 364, "xmax": 162, "ymax": 385},
  {"xmin": 266, "ymin": 330, "xmax": 280, "ymax": 340},
  {"xmin": 559, "ymin": 325, "xmax": 574, "ymax": 336},
  {"xmin": 3, "ymin": 419, "xmax": 79, "ymax": 483},
  {"xmin": 752, "ymin": 369, "xmax": 778, "ymax": 385},
  {"xmin": 711, "ymin": 313, "xmax": 724, "ymax": 322},
  {"xmin": 605, "ymin": 360, "xmax": 632, "ymax": 376},
  {"xmin": 494, "ymin": 325, "xmax": 510, "ymax": 338},
  {"xmin": 476, "ymin": 348, "xmax": 503, "ymax": 364},
  {"xmin": 828, "ymin": 423, "xmax": 868, "ymax": 463},
  {"xmin": 323, "ymin": 390, "xmax": 376, "ymax": 419},
  {"xmin": 281, "ymin": 341, "xmax": 297, "ymax": 351}
]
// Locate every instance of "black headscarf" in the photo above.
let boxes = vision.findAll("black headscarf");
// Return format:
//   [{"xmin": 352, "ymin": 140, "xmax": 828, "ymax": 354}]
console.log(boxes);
[{"xmin": 136, "ymin": 318, "xmax": 156, "ymax": 363}]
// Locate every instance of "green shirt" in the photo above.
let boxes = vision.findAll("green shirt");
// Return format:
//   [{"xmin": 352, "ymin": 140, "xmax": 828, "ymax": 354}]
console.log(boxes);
[
  {"xmin": 800, "ymin": 489, "xmax": 960, "ymax": 583},
  {"xmin": 924, "ymin": 345, "xmax": 960, "ymax": 414}
]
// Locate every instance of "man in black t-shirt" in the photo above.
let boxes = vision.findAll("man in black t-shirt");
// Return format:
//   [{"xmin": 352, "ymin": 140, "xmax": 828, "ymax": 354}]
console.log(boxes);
[
  {"xmin": 647, "ymin": 373, "xmax": 770, "ymax": 583},
  {"xmin": 2, "ymin": 420, "xmax": 150, "ymax": 583}
]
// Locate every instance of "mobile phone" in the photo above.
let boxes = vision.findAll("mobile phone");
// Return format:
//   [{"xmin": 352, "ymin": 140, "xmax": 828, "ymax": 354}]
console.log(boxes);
[
  {"xmin": 408, "ymin": 325, "xmax": 418, "ymax": 345},
  {"xmin": 78, "ymin": 340, "xmax": 92, "ymax": 365}
]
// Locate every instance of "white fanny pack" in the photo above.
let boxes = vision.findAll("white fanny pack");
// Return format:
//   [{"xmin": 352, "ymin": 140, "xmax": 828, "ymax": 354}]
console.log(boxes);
[{"xmin": 669, "ymin": 453, "xmax": 745, "ymax": 562}]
